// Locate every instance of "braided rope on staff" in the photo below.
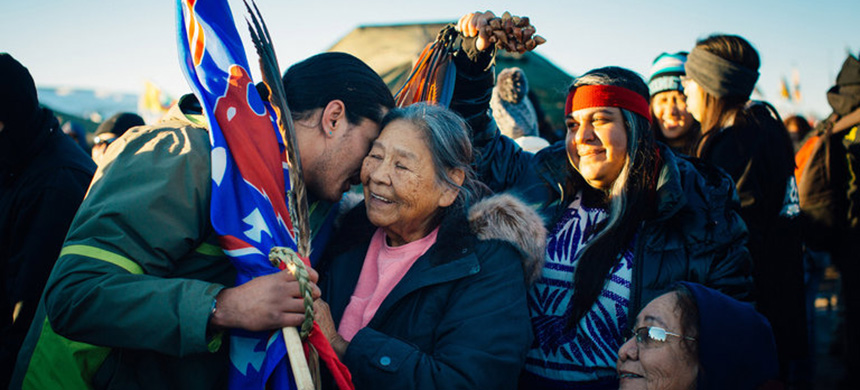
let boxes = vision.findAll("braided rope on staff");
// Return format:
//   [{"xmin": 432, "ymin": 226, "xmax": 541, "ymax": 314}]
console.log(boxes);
[
  {"xmin": 245, "ymin": 1, "xmax": 317, "ymax": 388},
  {"xmin": 269, "ymin": 246, "xmax": 315, "ymax": 339}
]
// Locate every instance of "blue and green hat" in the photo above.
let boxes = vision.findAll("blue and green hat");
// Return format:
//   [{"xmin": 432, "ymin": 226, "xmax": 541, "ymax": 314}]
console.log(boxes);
[{"xmin": 648, "ymin": 52, "xmax": 688, "ymax": 97}]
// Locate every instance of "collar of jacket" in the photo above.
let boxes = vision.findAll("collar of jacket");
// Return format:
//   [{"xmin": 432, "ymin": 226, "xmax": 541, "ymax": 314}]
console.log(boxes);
[
  {"xmin": 375, "ymin": 193, "xmax": 545, "ymax": 327},
  {"xmin": 652, "ymin": 144, "xmax": 687, "ymax": 222},
  {"xmin": 534, "ymin": 142, "xmax": 687, "ymax": 223},
  {"xmin": 160, "ymin": 94, "xmax": 206, "ymax": 129},
  {"xmin": 323, "ymin": 202, "xmax": 477, "ymax": 325},
  {"xmin": 333, "ymin": 202, "xmax": 477, "ymax": 269},
  {"xmin": 529, "ymin": 142, "xmax": 581, "ymax": 217},
  {"xmin": 325, "ymin": 193, "xmax": 546, "ymax": 319}
]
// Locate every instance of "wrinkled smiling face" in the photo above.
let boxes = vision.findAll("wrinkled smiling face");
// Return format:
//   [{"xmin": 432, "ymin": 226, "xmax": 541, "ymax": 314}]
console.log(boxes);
[
  {"xmin": 565, "ymin": 106, "xmax": 628, "ymax": 190},
  {"xmin": 616, "ymin": 293, "xmax": 699, "ymax": 390},
  {"xmin": 360, "ymin": 119, "xmax": 457, "ymax": 246}
]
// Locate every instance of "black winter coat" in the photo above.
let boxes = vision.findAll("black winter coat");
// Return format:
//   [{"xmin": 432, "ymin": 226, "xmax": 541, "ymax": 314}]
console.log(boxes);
[
  {"xmin": 698, "ymin": 102, "xmax": 807, "ymax": 362},
  {"xmin": 0, "ymin": 110, "xmax": 95, "ymax": 384},
  {"xmin": 317, "ymin": 195, "xmax": 540, "ymax": 390},
  {"xmin": 473, "ymin": 139, "xmax": 753, "ymax": 322}
]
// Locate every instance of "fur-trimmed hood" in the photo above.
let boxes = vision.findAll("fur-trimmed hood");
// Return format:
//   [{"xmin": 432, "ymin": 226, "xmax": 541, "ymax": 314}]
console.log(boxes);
[
  {"xmin": 335, "ymin": 192, "xmax": 546, "ymax": 285},
  {"xmin": 468, "ymin": 193, "xmax": 546, "ymax": 285}
]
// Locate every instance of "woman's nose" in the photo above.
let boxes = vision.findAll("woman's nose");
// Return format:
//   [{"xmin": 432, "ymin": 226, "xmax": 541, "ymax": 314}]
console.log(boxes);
[
  {"xmin": 617, "ymin": 336, "xmax": 639, "ymax": 361},
  {"xmin": 367, "ymin": 161, "xmax": 391, "ymax": 185},
  {"xmin": 574, "ymin": 124, "xmax": 595, "ymax": 145}
]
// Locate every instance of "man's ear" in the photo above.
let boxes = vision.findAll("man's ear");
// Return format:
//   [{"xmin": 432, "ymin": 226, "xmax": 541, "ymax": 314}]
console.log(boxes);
[
  {"xmin": 438, "ymin": 168, "xmax": 465, "ymax": 208},
  {"xmin": 321, "ymin": 100, "xmax": 347, "ymax": 137}
]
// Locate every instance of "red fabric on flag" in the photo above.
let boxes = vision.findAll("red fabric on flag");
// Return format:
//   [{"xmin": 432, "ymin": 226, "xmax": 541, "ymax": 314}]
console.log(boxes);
[{"xmin": 308, "ymin": 325, "xmax": 354, "ymax": 390}]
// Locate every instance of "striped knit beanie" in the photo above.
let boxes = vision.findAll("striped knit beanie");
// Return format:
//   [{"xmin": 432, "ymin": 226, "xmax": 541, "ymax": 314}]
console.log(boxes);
[{"xmin": 648, "ymin": 52, "xmax": 688, "ymax": 97}]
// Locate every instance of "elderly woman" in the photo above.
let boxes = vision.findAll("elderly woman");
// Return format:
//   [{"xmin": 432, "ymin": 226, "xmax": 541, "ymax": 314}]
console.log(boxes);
[
  {"xmin": 314, "ymin": 103, "xmax": 543, "ymax": 389},
  {"xmin": 683, "ymin": 34, "xmax": 806, "ymax": 378},
  {"xmin": 453, "ymin": 12, "xmax": 753, "ymax": 389},
  {"xmin": 617, "ymin": 282, "xmax": 780, "ymax": 390}
]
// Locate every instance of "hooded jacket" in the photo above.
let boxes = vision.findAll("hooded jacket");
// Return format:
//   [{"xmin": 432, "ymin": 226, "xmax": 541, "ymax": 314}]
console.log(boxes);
[
  {"xmin": 0, "ymin": 54, "xmax": 96, "ymax": 387},
  {"xmin": 10, "ymin": 97, "xmax": 234, "ymax": 390},
  {"xmin": 677, "ymin": 281, "xmax": 779, "ymax": 390},
  {"xmin": 317, "ymin": 194, "xmax": 545, "ymax": 389},
  {"xmin": 448, "ymin": 44, "xmax": 753, "ymax": 327},
  {"xmin": 10, "ymin": 95, "xmax": 356, "ymax": 390}
]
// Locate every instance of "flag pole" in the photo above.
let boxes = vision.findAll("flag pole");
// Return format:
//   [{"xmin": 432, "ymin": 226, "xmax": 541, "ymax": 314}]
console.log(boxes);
[{"xmin": 244, "ymin": 1, "xmax": 315, "ymax": 389}]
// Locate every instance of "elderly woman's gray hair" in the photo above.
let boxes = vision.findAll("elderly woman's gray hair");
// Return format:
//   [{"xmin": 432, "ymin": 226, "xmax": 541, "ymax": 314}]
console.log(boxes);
[{"xmin": 378, "ymin": 103, "xmax": 482, "ymax": 210}]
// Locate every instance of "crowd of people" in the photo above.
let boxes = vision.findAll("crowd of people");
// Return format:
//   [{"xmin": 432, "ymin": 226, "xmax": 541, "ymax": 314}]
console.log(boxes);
[{"xmin": 2, "ymin": 8, "xmax": 859, "ymax": 390}]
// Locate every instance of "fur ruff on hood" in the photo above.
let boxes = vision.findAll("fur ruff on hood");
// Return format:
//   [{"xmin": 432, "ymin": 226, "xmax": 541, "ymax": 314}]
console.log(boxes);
[
  {"xmin": 337, "ymin": 192, "xmax": 546, "ymax": 285},
  {"xmin": 468, "ymin": 193, "xmax": 546, "ymax": 285}
]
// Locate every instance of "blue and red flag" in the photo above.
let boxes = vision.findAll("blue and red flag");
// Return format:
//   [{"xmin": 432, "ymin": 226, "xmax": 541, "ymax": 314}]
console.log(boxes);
[{"xmin": 176, "ymin": 0, "xmax": 302, "ymax": 388}]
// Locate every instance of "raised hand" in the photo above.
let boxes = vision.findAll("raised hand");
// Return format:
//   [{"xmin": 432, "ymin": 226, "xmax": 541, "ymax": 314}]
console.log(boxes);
[{"xmin": 456, "ymin": 10, "xmax": 546, "ymax": 53}]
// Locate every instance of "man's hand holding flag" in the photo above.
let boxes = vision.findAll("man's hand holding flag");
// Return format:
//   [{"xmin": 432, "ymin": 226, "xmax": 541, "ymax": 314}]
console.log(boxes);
[{"xmin": 176, "ymin": 0, "xmax": 353, "ymax": 389}]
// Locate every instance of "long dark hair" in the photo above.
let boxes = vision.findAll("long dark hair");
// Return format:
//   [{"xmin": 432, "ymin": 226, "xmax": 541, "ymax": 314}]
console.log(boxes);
[
  {"xmin": 282, "ymin": 52, "xmax": 395, "ymax": 125},
  {"xmin": 566, "ymin": 67, "xmax": 662, "ymax": 329},
  {"xmin": 691, "ymin": 35, "xmax": 760, "ymax": 156}
]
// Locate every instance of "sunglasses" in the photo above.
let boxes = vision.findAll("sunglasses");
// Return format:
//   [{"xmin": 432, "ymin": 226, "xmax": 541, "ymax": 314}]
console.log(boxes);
[
  {"xmin": 631, "ymin": 326, "xmax": 696, "ymax": 348},
  {"xmin": 93, "ymin": 135, "xmax": 118, "ymax": 147}
]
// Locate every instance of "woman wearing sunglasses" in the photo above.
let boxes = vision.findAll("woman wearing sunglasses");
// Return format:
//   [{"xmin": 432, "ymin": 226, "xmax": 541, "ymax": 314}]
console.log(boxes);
[{"xmin": 617, "ymin": 282, "xmax": 780, "ymax": 390}]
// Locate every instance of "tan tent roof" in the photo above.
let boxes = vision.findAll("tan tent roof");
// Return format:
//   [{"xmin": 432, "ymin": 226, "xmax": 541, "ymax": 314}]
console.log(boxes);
[{"xmin": 328, "ymin": 22, "xmax": 574, "ymax": 134}]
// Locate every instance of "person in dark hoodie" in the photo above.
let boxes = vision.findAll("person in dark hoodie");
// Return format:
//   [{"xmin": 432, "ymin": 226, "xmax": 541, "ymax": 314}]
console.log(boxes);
[
  {"xmin": 0, "ymin": 53, "xmax": 96, "ymax": 388},
  {"xmin": 617, "ymin": 282, "xmax": 780, "ymax": 390}
]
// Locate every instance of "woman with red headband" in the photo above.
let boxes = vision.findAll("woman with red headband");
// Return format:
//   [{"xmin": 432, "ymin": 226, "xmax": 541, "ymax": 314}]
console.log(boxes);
[{"xmin": 453, "ymin": 12, "xmax": 754, "ymax": 389}]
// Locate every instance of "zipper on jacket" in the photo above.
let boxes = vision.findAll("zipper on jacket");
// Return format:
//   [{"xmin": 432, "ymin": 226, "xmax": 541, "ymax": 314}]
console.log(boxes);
[{"xmin": 627, "ymin": 221, "xmax": 649, "ymax": 332}]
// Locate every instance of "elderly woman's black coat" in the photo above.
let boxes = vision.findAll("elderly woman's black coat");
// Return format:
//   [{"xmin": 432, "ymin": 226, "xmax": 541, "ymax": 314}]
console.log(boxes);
[{"xmin": 317, "ymin": 194, "xmax": 543, "ymax": 389}]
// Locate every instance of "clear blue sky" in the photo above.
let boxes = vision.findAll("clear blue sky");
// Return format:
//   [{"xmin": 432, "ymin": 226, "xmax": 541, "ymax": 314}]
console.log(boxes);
[{"xmin": 2, "ymin": 0, "xmax": 858, "ymax": 120}]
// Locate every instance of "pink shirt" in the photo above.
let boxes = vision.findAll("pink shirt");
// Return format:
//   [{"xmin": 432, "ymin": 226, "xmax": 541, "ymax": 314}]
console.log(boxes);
[{"xmin": 337, "ymin": 226, "xmax": 439, "ymax": 341}]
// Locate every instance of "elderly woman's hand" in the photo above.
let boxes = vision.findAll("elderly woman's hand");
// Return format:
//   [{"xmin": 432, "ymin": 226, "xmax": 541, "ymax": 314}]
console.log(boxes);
[
  {"xmin": 314, "ymin": 299, "xmax": 349, "ymax": 359},
  {"xmin": 456, "ymin": 11, "xmax": 546, "ymax": 54}
]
